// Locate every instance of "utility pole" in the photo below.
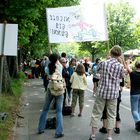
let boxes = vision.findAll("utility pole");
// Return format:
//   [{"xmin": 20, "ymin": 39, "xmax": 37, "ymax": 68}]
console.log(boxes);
[
  {"xmin": 0, "ymin": 0, "xmax": 8, "ymax": 93},
  {"xmin": 0, "ymin": 22, "xmax": 6, "ymax": 93}
]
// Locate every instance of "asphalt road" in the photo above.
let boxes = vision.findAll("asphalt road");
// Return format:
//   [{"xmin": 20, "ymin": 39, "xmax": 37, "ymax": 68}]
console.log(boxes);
[{"xmin": 13, "ymin": 76, "xmax": 140, "ymax": 140}]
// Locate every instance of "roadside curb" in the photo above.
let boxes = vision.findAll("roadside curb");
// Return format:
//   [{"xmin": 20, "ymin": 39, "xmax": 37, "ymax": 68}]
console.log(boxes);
[{"xmin": 12, "ymin": 85, "xmax": 29, "ymax": 140}]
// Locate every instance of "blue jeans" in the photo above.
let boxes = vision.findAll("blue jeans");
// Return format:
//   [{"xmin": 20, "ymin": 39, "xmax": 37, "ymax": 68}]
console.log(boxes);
[
  {"xmin": 38, "ymin": 89, "xmax": 64, "ymax": 134},
  {"xmin": 130, "ymin": 94, "xmax": 140, "ymax": 123}
]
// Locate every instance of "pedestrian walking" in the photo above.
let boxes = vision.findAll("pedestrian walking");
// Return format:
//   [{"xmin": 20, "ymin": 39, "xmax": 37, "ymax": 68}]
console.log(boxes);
[
  {"xmin": 124, "ymin": 59, "xmax": 140, "ymax": 132},
  {"xmin": 99, "ymin": 78, "xmax": 124, "ymax": 134},
  {"xmin": 30, "ymin": 58, "xmax": 36, "ymax": 78},
  {"xmin": 83, "ymin": 59, "xmax": 90, "ymax": 76},
  {"xmin": 67, "ymin": 58, "xmax": 77, "ymax": 105},
  {"xmin": 70, "ymin": 63, "xmax": 87, "ymax": 117},
  {"xmin": 89, "ymin": 45, "xmax": 124, "ymax": 140},
  {"xmin": 92, "ymin": 58, "xmax": 101, "ymax": 96},
  {"xmin": 60, "ymin": 57, "xmax": 70, "ymax": 107}
]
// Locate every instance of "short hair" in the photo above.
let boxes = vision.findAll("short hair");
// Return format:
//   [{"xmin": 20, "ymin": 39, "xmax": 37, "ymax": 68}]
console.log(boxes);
[
  {"xmin": 135, "ymin": 60, "xmax": 140, "ymax": 68},
  {"xmin": 75, "ymin": 64, "xmax": 85, "ymax": 76},
  {"xmin": 61, "ymin": 52, "xmax": 66, "ymax": 58},
  {"xmin": 60, "ymin": 57, "xmax": 66, "ymax": 63},
  {"xmin": 110, "ymin": 45, "xmax": 122, "ymax": 57},
  {"xmin": 95, "ymin": 58, "xmax": 100, "ymax": 63}
]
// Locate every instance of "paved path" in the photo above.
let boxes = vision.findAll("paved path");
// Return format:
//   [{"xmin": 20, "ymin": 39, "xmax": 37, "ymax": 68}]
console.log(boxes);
[{"xmin": 13, "ymin": 78, "xmax": 140, "ymax": 140}]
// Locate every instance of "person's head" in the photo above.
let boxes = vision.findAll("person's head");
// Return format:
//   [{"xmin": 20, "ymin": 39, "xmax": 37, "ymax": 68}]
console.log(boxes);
[
  {"xmin": 49, "ymin": 53, "xmax": 59, "ymax": 64},
  {"xmin": 48, "ymin": 53, "xmax": 60, "ymax": 75},
  {"xmin": 60, "ymin": 57, "xmax": 67, "ymax": 67},
  {"xmin": 84, "ymin": 59, "xmax": 88, "ymax": 63},
  {"xmin": 44, "ymin": 56, "xmax": 48, "ymax": 60},
  {"xmin": 61, "ymin": 52, "xmax": 66, "ymax": 58},
  {"xmin": 95, "ymin": 58, "xmax": 100, "ymax": 64},
  {"xmin": 109, "ymin": 45, "xmax": 122, "ymax": 58},
  {"xmin": 135, "ymin": 60, "xmax": 140, "ymax": 69},
  {"xmin": 75, "ymin": 64, "xmax": 85, "ymax": 76},
  {"xmin": 69, "ymin": 58, "xmax": 77, "ymax": 66}
]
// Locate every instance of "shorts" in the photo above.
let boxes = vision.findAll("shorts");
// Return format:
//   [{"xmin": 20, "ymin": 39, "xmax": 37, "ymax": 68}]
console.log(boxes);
[{"xmin": 93, "ymin": 78, "xmax": 99, "ymax": 83}]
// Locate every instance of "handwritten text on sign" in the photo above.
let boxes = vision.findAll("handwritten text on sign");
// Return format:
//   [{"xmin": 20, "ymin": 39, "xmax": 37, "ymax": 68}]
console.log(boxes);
[{"xmin": 46, "ymin": 5, "xmax": 108, "ymax": 43}]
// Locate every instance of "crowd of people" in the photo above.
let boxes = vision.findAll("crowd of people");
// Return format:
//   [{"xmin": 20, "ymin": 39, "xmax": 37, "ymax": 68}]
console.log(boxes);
[{"xmin": 23, "ymin": 45, "xmax": 140, "ymax": 140}]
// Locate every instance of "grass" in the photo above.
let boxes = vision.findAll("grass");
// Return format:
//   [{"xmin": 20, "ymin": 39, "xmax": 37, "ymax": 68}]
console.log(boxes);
[{"xmin": 0, "ymin": 72, "xmax": 26, "ymax": 140}]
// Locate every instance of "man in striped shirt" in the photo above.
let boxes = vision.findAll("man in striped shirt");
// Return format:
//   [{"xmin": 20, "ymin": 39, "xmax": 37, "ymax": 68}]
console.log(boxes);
[{"xmin": 89, "ymin": 45, "xmax": 124, "ymax": 140}]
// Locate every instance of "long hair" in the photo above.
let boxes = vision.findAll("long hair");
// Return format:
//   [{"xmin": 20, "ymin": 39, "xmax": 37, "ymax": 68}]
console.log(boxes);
[
  {"xmin": 75, "ymin": 64, "xmax": 85, "ymax": 76},
  {"xmin": 69, "ymin": 58, "xmax": 76, "ymax": 66},
  {"xmin": 48, "ymin": 53, "xmax": 59, "ymax": 75}
]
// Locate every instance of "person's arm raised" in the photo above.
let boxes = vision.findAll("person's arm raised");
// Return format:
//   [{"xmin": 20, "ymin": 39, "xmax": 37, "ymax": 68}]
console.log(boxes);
[{"xmin": 119, "ymin": 55, "xmax": 132, "ymax": 74}]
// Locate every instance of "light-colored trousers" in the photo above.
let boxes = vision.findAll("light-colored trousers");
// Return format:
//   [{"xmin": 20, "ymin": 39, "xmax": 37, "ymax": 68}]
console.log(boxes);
[{"xmin": 90, "ymin": 95, "xmax": 117, "ymax": 129}]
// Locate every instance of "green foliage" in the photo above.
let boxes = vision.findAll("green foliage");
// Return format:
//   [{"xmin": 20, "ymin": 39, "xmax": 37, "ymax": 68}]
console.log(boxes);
[
  {"xmin": 17, "ymin": 71, "xmax": 26, "ymax": 80},
  {"xmin": 136, "ymin": 57, "xmax": 140, "ymax": 61},
  {"xmin": 57, "ymin": 42, "xmax": 80, "ymax": 57},
  {"xmin": 79, "ymin": 41, "xmax": 108, "ymax": 61},
  {"xmin": 79, "ymin": 0, "xmax": 139, "ymax": 59},
  {"xmin": 0, "ymin": 74, "xmax": 25, "ymax": 140},
  {"xmin": 11, "ymin": 72, "xmax": 25, "ymax": 97},
  {"xmin": 133, "ymin": 19, "xmax": 140, "ymax": 45},
  {"xmin": 0, "ymin": 95, "xmax": 19, "ymax": 140},
  {"xmin": 0, "ymin": 0, "xmax": 80, "ymax": 59},
  {"xmin": 107, "ymin": 1, "xmax": 137, "ymax": 50}
]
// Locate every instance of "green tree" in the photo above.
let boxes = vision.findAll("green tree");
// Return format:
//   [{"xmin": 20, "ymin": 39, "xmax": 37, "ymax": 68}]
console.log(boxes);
[
  {"xmin": 0, "ymin": 0, "xmax": 80, "ymax": 94},
  {"xmin": 133, "ymin": 19, "xmax": 140, "ymax": 47},
  {"xmin": 107, "ymin": 1, "xmax": 137, "ymax": 50},
  {"xmin": 79, "ymin": 1, "xmax": 138, "ymax": 59},
  {"xmin": 79, "ymin": 42, "xmax": 107, "ymax": 61},
  {"xmin": 57, "ymin": 42, "xmax": 80, "ymax": 58}
]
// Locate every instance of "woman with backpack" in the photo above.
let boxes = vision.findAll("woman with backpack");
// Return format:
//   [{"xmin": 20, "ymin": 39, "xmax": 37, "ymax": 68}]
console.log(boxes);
[{"xmin": 38, "ymin": 53, "xmax": 64, "ymax": 138}]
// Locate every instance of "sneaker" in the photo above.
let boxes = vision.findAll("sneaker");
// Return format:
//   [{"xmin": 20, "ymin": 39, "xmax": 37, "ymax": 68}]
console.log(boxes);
[
  {"xmin": 55, "ymin": 133, "xmax": 64, "ymax": 138},
  {"xmin": 114, "ymin": 128, "xmax": 120, "ymax": 134},
  {"xmin": 71, "ymin": 113, "xmax": 75, "ymax": 117},
  {"xmin": 99, "ymin": 127, "xmax": 107, "ymax": 134},
  {"xmin": 106, "ymin": 137, "xmax": 113, "ymax": 140},
  {"xmin": 93, "ymin": 92, "xmax": 96, "ymax": 97},
  {"xmin": 135, "ymin": 121, "xmax": 140, "ymax": 132},
  {"xmin": 78, "ymin": 113, "xmax": 82, "ymax": 117},
  {"xmin": 107, "ymin": 137, "xmax": 113, "ymax": 140},
  {"xmin": 37, "ymin": 130, "xmax": 44, "ymax": 134},
  {"xmin": 89, "ymin": 135, "xmax": 96, "ymax": 140}
]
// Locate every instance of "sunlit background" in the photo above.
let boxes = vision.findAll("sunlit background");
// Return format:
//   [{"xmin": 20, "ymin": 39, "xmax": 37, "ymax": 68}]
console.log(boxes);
[{"xmin": 80, "ymin": 0, "xmax": 140, "ymax": 19}]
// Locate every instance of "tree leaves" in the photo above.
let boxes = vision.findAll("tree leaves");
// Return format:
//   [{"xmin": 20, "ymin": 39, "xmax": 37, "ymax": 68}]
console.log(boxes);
[{"xmin": 79, "ymin": 1, "xmax": 139, "ymax": 59}]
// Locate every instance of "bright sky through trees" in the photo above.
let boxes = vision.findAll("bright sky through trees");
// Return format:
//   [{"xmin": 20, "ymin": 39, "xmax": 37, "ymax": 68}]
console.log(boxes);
[{"xmin": 80, "ymin": 0, "xmax": 140, "ymax": 19}]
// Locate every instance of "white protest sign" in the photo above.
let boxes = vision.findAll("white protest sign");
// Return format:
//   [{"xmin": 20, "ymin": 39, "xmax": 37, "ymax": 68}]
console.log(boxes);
[
  {"xmin": 46, "ymin": 4, "xmax": 108, "ymax": 43},
  {"xmin": 0, "ymin": 24, "xmax": 18, "ymax": 56}
]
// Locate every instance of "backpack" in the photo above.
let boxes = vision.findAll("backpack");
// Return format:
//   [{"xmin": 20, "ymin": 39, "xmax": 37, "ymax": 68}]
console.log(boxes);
[
  {"xmin": 62, "ymin": 106, "xmax": 72, "ymax": 116},
  {"xmin": 49, "ymin": 70, "xmax": 65, "ymax": 96},
  {"xmin": 45, "ymin": 117, "xmax": 56, "ymax": 129}
]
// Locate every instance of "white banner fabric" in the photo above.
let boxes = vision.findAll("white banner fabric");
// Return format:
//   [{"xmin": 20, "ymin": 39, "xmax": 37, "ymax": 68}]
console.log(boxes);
[{"xmin": 46, "ymin": 4, "xmax": 108, "ymax": 43}]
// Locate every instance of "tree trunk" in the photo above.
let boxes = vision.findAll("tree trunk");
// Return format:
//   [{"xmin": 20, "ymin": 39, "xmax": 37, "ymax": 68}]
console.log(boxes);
[
  {"xmin": 7, "ymin": 56, "xmax": 18, "ymax": 78},
  {"xmin": 1, "ymin": 56, "xmax": 13, "ymax": 95},
  {"xmin": 91, "ymin": 53, "xmax": 95, "ymax": 62}
]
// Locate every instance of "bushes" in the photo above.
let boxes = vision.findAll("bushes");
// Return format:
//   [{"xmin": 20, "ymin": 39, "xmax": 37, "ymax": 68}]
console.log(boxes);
[{"xmin": 0, "ymin": 72, "xmax": 25, "ymax": 140}]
